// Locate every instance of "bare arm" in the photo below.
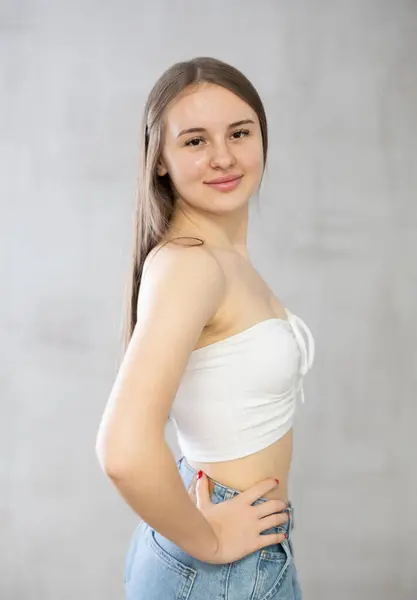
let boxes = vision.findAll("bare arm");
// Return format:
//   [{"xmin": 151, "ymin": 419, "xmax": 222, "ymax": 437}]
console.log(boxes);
[{"xmin": 95, "ymin": 243, "xmax": 226, "ymax": 561}]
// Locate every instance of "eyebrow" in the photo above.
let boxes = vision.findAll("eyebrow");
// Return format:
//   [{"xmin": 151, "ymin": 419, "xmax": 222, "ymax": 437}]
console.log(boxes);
[{"xmin": 177, "ymin": 119, "xmax": 256, "ymax": 138}]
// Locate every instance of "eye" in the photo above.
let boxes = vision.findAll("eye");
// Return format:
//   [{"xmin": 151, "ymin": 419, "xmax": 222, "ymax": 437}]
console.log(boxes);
[
  {"xmin": 232, "ymin": 128, "xmax": 250, "ymax": 139},
  {"xmin": 184, "ymin": 137, "xmax": 204, "ymax": 147}
]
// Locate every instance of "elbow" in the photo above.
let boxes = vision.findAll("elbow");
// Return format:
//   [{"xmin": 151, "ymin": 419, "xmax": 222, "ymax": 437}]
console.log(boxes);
[
  {"xmin": 95, "ymin": 438, "xmax": 129, "ymax": 480},
  {"xmin": 94, "ymin": 433, "xmax": 124, "ymax": 478},
  {"xmin": 95, "ymin": 413, "xmax": 167, "ymax": 479},
  {"xmin": 96, "ymin": 450, "xmax": 130, "ymax": 480},
  {"xmin": 95, "ymin": 436, "xmax": 158, "ymax": 480},
  {"xmin": 95, "ymin": 439, "xmax": 114, "ymax": 477}
]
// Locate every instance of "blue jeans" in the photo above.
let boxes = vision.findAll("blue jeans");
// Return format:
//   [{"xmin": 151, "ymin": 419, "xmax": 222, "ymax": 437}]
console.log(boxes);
[{"xmin": 124, "ymin": 455, "xmax": 302, "ymax": 599}]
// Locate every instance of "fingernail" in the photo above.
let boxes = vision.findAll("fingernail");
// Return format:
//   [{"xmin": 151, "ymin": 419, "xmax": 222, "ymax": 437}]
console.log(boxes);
[
  {"xmin": 274, "ymin": 478, "xmax": 279, "ymax": 484},
  {"xmin": 283, "ymin": 533, "xmax": 288, "ymax": 538},
  {"xmin": 197, "ymin": 470, "xmax": 203, "ymax": 479}
]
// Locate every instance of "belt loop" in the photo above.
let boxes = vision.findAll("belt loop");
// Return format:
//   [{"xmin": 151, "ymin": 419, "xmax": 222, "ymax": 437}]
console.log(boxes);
[{"xmin": 286, "ymin": 501, "xmax": 294, "ymax": 533}]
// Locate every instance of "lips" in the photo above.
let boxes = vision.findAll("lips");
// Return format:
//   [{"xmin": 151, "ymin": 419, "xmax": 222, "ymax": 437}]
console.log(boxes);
[
  {"xmin": 205, "ymin": 175, "xmax": 242, "ymax": 184},
  {"xmin": 204, "ymin": 175, "xmax": 243, "ymax": 192}
]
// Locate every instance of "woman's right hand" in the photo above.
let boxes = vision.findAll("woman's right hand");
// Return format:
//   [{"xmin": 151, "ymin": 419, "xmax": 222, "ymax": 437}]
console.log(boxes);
[{"xmin": 192, "ymin": 470, "xmax": 289, "ymax": 564}]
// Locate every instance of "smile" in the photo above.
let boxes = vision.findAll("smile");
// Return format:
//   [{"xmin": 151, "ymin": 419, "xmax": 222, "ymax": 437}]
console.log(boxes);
[{"xmin": 204, "ymin": 175, "xmax": 243, "ymax": 192}]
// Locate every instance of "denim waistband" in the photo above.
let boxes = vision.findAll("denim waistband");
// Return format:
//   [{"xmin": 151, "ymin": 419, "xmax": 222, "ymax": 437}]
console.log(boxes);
[{"xmin": 176, "ymin": 455, "xmax": 295, "ymax": 536}]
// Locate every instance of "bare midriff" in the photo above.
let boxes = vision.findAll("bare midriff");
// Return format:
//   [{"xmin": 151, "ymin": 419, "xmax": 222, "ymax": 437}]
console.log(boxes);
[{"xmin": 187, "ymin": 428, "xmax": 293, "ymax": 503}]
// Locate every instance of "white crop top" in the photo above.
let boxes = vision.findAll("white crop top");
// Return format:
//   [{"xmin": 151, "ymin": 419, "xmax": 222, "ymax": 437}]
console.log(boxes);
[{"xmin": 170, "ymin": 307, "xmax": 315, "ymax": 462}]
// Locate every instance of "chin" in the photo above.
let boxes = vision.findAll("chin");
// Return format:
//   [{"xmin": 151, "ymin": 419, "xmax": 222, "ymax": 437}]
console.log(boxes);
[{"xmin": 205, "ymin": 197, "xmax": 249, "ymax": 216}]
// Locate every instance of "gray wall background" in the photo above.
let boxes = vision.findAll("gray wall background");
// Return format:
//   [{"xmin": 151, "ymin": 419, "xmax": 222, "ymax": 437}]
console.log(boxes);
[{"xmin": 2, "ymin": 1, "xmax": 416, "ymax": 598}]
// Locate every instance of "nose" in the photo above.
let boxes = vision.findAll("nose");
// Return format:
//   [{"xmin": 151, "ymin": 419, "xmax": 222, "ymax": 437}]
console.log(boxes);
[{"xmin": 209, "ymin": 141, "xmax": 237, "ymax": 169}]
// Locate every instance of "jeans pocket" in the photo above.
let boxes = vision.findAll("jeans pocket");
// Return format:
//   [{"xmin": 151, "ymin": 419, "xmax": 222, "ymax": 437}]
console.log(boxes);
[
  {"xmin": 147, "ymin": 528, "xmax": 196, "ymax": 577},
  {"xmin": 254, "ymin": 540, "xmax": 292, "ymax": 600},
  {"xmin": 144, "ymin": 527, "xmax": 197, "ymax": 599},
  {"xmin": 124, "ymin": 524, "xmax": 197, "ymax": 600}
]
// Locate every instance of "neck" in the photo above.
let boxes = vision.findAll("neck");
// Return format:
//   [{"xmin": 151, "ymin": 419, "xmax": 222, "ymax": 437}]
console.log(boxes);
[{"xmin": 167, "ymin": 201, "xmax": 250, "ymax": 257}]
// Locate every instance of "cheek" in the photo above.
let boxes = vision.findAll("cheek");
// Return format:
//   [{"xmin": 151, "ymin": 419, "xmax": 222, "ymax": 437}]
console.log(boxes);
[
  {"xmin": 192, "ymin": 154, "xmax": 208, "ymax": 171},
  {"xmin": 172, "ymin": 153, "xmax": 207, "ymax": 184},
  {"xmin": 240, "ymin": 142, "xmax": 264, "ymax": 172},
  {"xmin": 244, "ymin": 153, "xmax": 262, "ymax": 171}
]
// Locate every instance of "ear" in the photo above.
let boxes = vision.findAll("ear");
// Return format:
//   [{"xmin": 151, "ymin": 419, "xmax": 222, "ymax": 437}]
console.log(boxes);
[{"xmin": 156, "ymin": 160, "xmax": 168, "ymax": 176}]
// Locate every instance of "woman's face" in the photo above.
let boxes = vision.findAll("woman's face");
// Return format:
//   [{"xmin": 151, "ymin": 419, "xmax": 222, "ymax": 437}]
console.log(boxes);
[{"xmin": 157, "ymin": 83, "xmax": 264, "ymax": 215}]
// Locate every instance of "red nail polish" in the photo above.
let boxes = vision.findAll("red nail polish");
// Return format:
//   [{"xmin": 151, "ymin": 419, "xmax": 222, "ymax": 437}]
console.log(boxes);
[
  {"xmin": 197, "ymin": 470, "xmax": 203, "ymax": 479},
  {"xmin": 274, "ymin": 478, "xmax": 279, "ymax": 484}
]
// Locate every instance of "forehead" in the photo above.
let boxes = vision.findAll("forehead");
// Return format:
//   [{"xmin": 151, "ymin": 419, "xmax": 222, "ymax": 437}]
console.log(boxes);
[{"xmin": 163, "ymin": 83, "xmax": 258, "ymax": 133}]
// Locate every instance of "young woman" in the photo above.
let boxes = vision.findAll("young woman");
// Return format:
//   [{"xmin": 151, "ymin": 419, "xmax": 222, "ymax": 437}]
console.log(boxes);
[{"xmin": 95, "ymin": 56, "xmax": 315, "ymax": 599}]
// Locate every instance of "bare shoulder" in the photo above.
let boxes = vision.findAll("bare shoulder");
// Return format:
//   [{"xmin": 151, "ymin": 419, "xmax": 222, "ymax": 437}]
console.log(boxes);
[
  {"xmin": 143, "ymin": 237, "xmax": 223, "ymax": 276},
  {"xmin": 140, "ymin": 239, "xmax": 226, "ymax": 320}
]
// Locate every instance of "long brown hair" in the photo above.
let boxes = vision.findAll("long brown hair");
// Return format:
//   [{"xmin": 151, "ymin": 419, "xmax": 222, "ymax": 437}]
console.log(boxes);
[{"xmin": 122, "ymin": 56, "xmax": 269, "ymax": 353}]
